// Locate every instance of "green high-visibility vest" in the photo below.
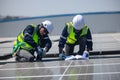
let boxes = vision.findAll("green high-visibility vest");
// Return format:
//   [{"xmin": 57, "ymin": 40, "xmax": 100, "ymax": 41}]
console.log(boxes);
[
  {"xmin": 66, "ymin": 22, "xmax": 88, "ymax": 44},
  {"xmin": 15, "ymin": 24, "xmax": 39, "ymax": 50}
]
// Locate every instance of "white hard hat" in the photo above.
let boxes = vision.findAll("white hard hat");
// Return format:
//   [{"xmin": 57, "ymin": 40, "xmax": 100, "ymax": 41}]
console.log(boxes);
[
  {"xmin": 42, "ymin": 20, "xmax": 54, "ymax": 34},
  {"xmin": 72, "ymin": 15, "xmax": 84, "ymax": 30}
]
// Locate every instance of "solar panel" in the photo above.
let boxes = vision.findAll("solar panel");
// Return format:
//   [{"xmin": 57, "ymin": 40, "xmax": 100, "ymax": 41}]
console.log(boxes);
[{"xmin": 0, "ymin": 33, "xmax": 120, "ymax": 80}]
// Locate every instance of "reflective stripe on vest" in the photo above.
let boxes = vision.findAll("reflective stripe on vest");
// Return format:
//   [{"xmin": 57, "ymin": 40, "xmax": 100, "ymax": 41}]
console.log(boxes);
[
  {"xmin": 66, "ymin": 22, "xmax": 88, "ymax": 44},
  {"xmin": 17, "ymin": 25, "xmax": 39, "ymax": 50}
]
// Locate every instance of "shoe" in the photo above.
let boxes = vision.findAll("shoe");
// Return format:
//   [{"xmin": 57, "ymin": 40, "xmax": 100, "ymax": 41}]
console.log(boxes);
[
  {"xmin": 36, "ymin": 55, "xmax": 42, "ymax": 61},
  {"xmin": 36, "ymin": 58, "xmax": 42, "ymax": 61},
  {"xmin": 29, "ymin": 57, "xmax": 35, "ymax": 62},
  {"xmin": 15, "ymin": 57, "xmax": 27, "ymax": 62}
]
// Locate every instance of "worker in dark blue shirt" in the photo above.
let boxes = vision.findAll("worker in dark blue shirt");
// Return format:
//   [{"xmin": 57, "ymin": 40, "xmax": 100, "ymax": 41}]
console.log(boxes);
[
  {"xmin": 58, "ymin": 15, "xmax": 93, "ymax": 60},
  {"xmin": 12, "ymin": 20, "xmax": 54, "ymax": 62}
]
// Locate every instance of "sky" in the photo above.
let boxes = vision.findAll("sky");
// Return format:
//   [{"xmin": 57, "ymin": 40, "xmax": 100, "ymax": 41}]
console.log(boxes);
[{"xmin": 0, "ymin": 0, "xmax": 120, "ymax": 17}]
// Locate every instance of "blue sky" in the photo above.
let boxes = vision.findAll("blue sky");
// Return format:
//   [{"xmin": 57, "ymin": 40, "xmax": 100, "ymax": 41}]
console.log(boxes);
[{"xmin": 0, "ymin": 0, "xmax": 120, "ymax": 17}]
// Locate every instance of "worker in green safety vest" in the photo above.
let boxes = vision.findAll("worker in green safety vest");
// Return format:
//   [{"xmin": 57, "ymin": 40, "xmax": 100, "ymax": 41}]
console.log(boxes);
[
  {"xmin": 12, "ymin": 20, "xmax": 54, "ymax": 62},
  {"xmin": 58, "ymin": 15, "xmax": 93, "ymax": 60}
]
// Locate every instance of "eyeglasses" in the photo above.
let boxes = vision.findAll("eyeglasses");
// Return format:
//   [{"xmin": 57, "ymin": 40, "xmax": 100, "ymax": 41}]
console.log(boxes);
[
  {"xmin": 43, "ymin": 27, "xmax": 49, "ymax": 34},
  {"xmin": 40, "ymin": 26, "xmax": 49, "ymax": 34},
  {"xmin": 39, "ymin": 24, "xmax": 49, "ymax": 35}
]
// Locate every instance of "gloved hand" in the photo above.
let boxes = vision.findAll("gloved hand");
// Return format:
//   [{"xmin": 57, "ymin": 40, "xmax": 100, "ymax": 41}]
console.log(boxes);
[
  {"xmin": 36, "ymin": 46, "xmax": 43, "ymax": 61},
  {"xmin": 82, "ymin": 51, "xmax": 89, "ymax": 59},
  {"xmin": 36, "ymin": 46, "xmax": 42, "ymax": 54},
  {"xmin": 42, "ymin": 48, "xmax": 47, "ymax": 54}
]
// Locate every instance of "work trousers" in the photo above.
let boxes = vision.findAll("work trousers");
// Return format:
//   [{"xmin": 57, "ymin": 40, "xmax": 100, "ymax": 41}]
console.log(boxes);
[
  {"xmin": 15, "ymin": 49, "xmax": 35, "ymax": 62},
  {"xmin": 65, "ymin": 37, "xmax": 86, "ymax": 56}
]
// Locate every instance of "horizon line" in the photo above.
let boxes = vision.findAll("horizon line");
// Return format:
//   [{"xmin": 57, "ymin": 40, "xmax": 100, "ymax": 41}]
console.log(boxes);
[{"xmin": 0, "ymin": 11, "xmax": 120, "ymax": 23}]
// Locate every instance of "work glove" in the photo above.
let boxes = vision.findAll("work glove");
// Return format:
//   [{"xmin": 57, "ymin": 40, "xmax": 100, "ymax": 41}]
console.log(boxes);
[
  {"xmin": 82, "ymin": 51, "xmax": 89, "ymax": 59},
  {"xmin": 36, "ymin": 46, "xmax": 42, "ymax": 52},
  {"xmin": 36, "ymin": 46, "xmax": 43, "ymax": 61},
  {"xmin": 42, "ymin": 48, "xmax": 47, "ymax": 54}
]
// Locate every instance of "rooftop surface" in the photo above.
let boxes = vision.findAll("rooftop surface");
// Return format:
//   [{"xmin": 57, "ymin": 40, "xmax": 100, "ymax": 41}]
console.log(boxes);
[{"xmin": 0, "ymin": 33, "xmax": 120, "ymax": 80}]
